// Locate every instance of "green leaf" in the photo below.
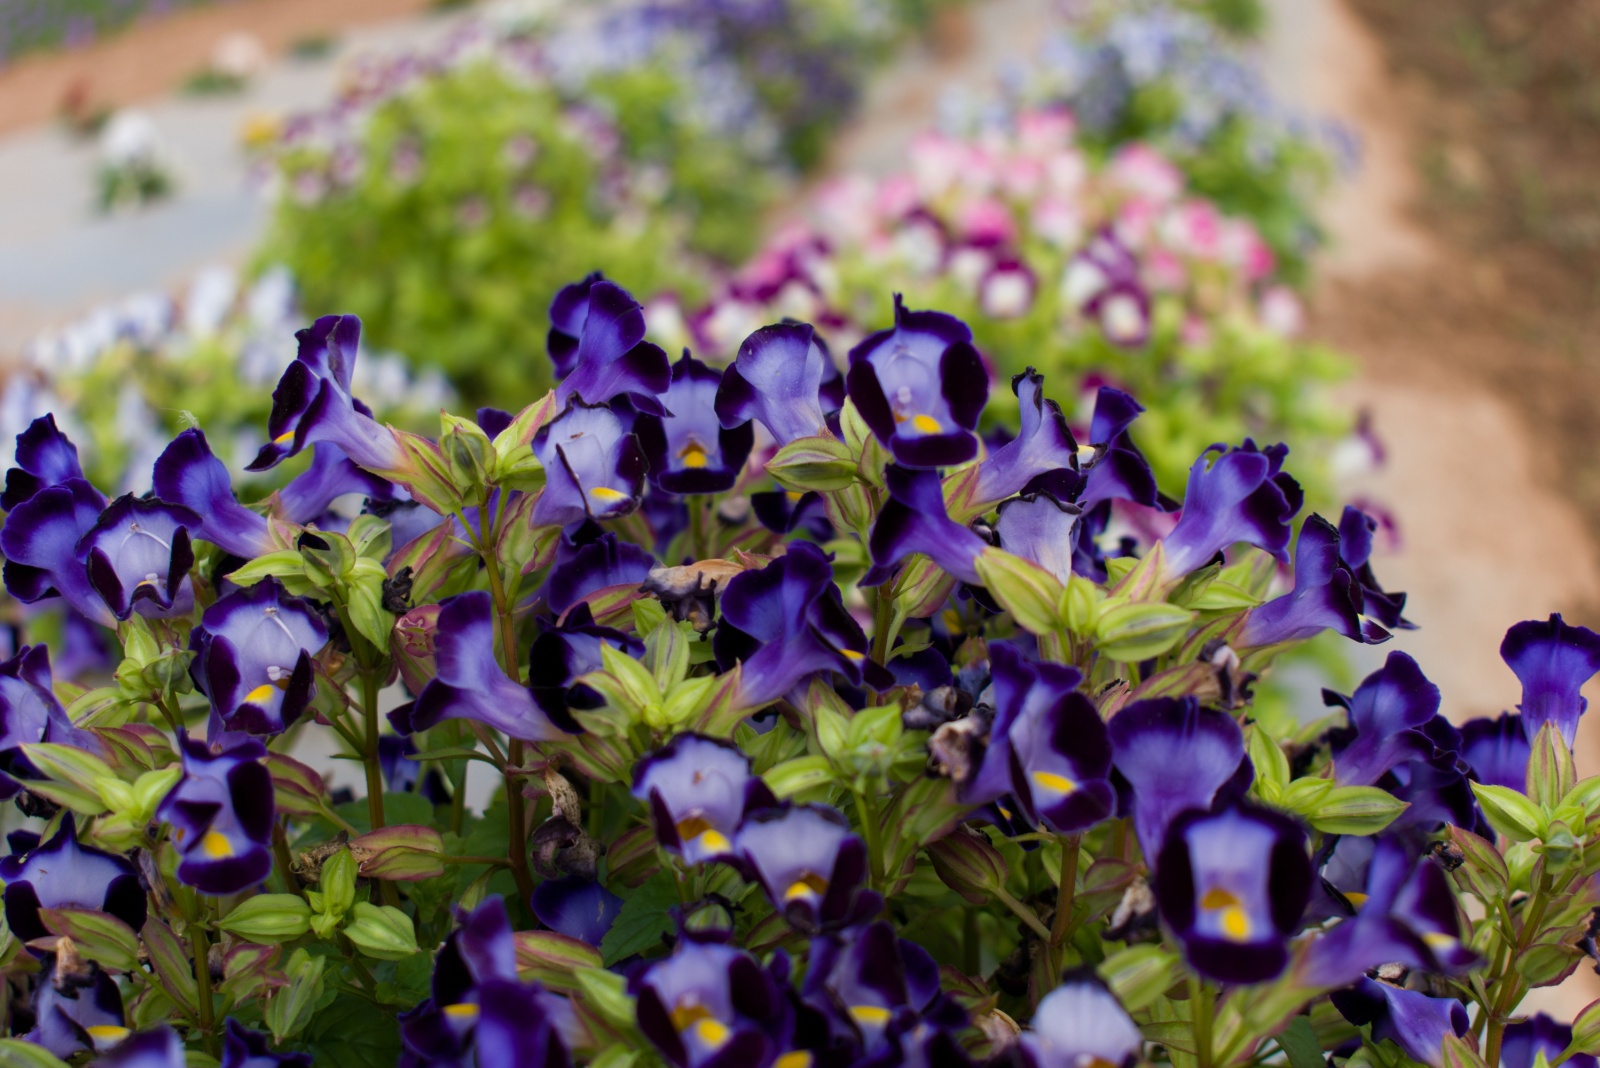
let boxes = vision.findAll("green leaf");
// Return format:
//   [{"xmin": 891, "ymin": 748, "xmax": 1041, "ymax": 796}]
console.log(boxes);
[
  {"xmin": 1277, "ymin": 1016, "xmax": 1324, "ymax": 1068},
  {"xmin": 765, "ymin": 435, "xmax": 857, "ymax": 492},
  {"xmin": 763, "ymin": 754, "xmax": 837, "ymax": 799},
  {"xmin": 302, "ymin": 993, "xmax": 403, "ymax": 1068},
  {"xmin": 0, "ymin": 1038, "xmax": 73, "ymax": 1068},
  {"xmin": 1247, "ymin": 725, "xmax": 1290, "ymax": 805},
  {"xmin": 1280, "ymin": 783, "xmax": 1407, "ymax": 836},
  {"xmin": 600, "ymin": 869, "xmax": 678, "ymax": 965},
  {"xmin": 1093, "ymin": 601, "xmax": 1195, "ymax": 662},
  {"xmin": 973, "ymin": 550, "xmax": 1065, "ymax": 635},
  {"xmin": 227, "ymin": 549, "xmax": 311, "ymax": 588},
  {"xmin": 1471, "ymin": 782, "xmax": 1546, "ymax": 842}
]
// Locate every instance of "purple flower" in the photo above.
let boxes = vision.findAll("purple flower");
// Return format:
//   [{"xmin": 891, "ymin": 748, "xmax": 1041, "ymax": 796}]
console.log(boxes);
[
  {"xmin": 1161, "ymin": 441, "xmax": 1301, "ymax": 577},
  {"xmin": 0, "ymin": 645, "xmax": 102, "ymax": 800},
  {"xmin": 715, "ymin": 322, "xmax": 835, "ymax": 447},
  {"xmin": 274, "ymin": 442, "xmax": 393, "ymax": 526},
  {"xmin": 100, "ymin": 1026, "xmax": 187, "ymax": 1068},
  {"xmin": 968, "ymin": 368, "xmax": 1082, "ymax": 509},
  {"xmin": 528, "ymin": 401, "xmax": 648, "ymax": 528},
  {"xmin": 715, "ymin": 541, "xmax": 886, "ymax": 709},
  {"xmin": 79, "ymin": 495, "xmax": 199, "ymax": 621},
  {"xmin": 24, "ymin": 954, "xmax": 126, "ymax": 1059},
  {"xmin": 1337, "ymin": 506, "xmax": 1413, "ymax": 631},
  {"xmin": 190, "ymin": 579, "xmax": 327, "ymax": 737},
  {"xmin": 1078, "ymin": 386, "xmax": 1165, "ymax": 512},
  {"xmin": 1240, "ymin": 514, "xmax": 1384, "ymax": 648},
  {"xmin": 993, "ymin": 491, "xmax": 1083, "ymax": 586},
  {"xmin": 635, "ymin": 354, "xmax": 755, "ymax": 495},
  {"xmin": 1, "ymin": 814, "xmax": 147, "ymax": 945},
  {"xmin": 632, "ymin": 734, "xmax": 775, "ymax": 864},
  {"xmin": 1500, "ymin": 613, "xmax": 1600, "ymax": 747},
  {"xmin": 550, "ymin": 278, "xmax": 670, "ymax": 415},
  {"xmin": 1154, "ymin": 801, "xmax": 1311, "ymax": 983},
  {"xmin": 2, "ymin": 414, "xmax": 88, "ymax": 511},
  {"xmin": 1327, "ymin": 651, "xmax": 1442, "ymax": 787},
  {"xmin": 863, "ymin": 465, "xmax": 989, "ymax": 588},
  {"xmin": 1065, "ymin": 231, "xmax": 1151, "ymax": 348},
  {"xmin": 967, "ymin": 642, "xmax": 1112, "ymax": 834},
  {"xmin": 1017, "ymin": 971, "xmax": 1142, "ymax": 1068},
  {"xmin": 221, "ymin": 1020, "xmax": 312, "ymax": 1068},
  {"xmin": 527, "ymin": 603, "xmax": 644, "ymax": 722},
  {"xmin": 1459, "ymin": 712, "xmax": 1529, "ymax": 792},
  {"xmin": 1330, "ymin": 979, "xmax": 1468, "ymax": 1068},
  {"xmin": 1, "ymin": 476, "xmax": 114, "ymax": 627},
  {"xmin": 530, "ymin": 877, "xmax": 623, "ymax": 946},
  {"xmin": 545, "ymin": 524, "xmax": 655, "ymax": 617},
  {"xmin": 157, "ymin": 734, "xmax": 274, "ymax": 895},
  {"xmin": 632, "ymin": 939, "xmax": 794, "ymax": 1068},
  {"xmin": 152, "ymin": 428, "xmax": 274, "ymax": 558},
  {"xmin": 247, "ymin": 315, "xmax": 402, "ymax": 473},
  {"xmin": 1089, "ymin": 279, "xmax": 1152, "ymax": 348},
  {"xmin": 750, "ymin": 490, "xmax": 833, "ymax": 541},
  {"xmin": 845, "ymin": 295, "xmax": 988, "ymax": 468},
  {"xmin": 1108, "ymin": 697, "xmax": 1250, "ymax": 861},
  {"xmin": 1504, "ymin": 1015, "xmax": 1598, "ymax": 1068},
  {"xmin": 735, "ymin": 804, "xmax": 879, "ymax": 934},
  {"xmin": 412, "ymin": 591, "xmax": 580, "ymax": 742}
]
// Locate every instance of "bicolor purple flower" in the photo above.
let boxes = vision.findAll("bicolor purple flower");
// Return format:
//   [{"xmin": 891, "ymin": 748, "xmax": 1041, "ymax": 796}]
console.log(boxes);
[
  {"xmin": 1338, "ymin": 506, "xmax": 1413, "ymax": 631},
  {"xmin": 1327, "ymin": 651, "xmax": 1443, "ymax": 788},
  {"xmin": 1154, "ymin": 801, "xmax": 1311, "ymax": 984},
  {"xmin": 966, "ymin": 642, "xmax": 1111, "ymax": 835},
  {"xmin": 1, "ymin": 476, "xmax": 114, "ymax": 627},
  {"xmin": 528, "ymin": 401, "xmax": 648, "ymax": 528},
  {"xmin": 1161, "ymin": 441, "xmax": 1301, "ymax": 577},
  {"xmin": 632, "ymin": 734, "xmax": 775, "ymax": 864},
  {"xmin": 527, "ymin": 603, "xmax": 644, "ymax": 722},
  {"xmin": 715, "ymin": 322, "xmax": 835, "ymax": 447},
  {"xmin": 1330, "ymin": 979, "xmax": 1468, "ymax": 1068},
  {"xmin": 274, "ymin": 442, "xmax": 393, "ymax": 526},
  {"xmin": 1, "ymin": 414, "xmax": 88, "ymax": 511},
  {"xmin": 530, "ymin": 877, "xmax": 623, "ymax": 946},
  {"xmin": 190, "ymin": 578, "xmax": 327, "ymax": 737},
  {"xmin": 1108, "ymin": 697, "xmax": 1250, "ymax": 861},
  {"xmin": 1064, "ymin": 231, "xmax": 1151, "ymax": 348},
  {"xmin": 845, "ymin": 295, "xmax": 988, "ymax": 468},
  {"xmin": 545, "ymin": 524, "xmax": 655, "ymax": 617},
  {"xmin": 547, "ymin": 271, "xmax": 604, "ymax": 380},
  {"xmin": 993, "ymin": 492, "xmax": 1083, "ymax": 586},
  {"xmin": 412, "ymin": 591, "xmax": 579, "ymax": 742},
  {"xmin": 863, "ymin": 465, "xmax": 989, "ymax": 588},
  {"xmin": 1017, "ymin": 971, "xmax": 1143, "ymax": 1068},
  {"xmin": 24, "ymin": 954, "xmax": 126, "ymax": 1059},
  {"xmin": 801, "ymin": 921, "xmax": 966, "ymax": 1065},
  {"xmin": 550, "ymin": 278, "xmax": 670, "ymax": 415},
  {"xmin": 157, "ymin": 734, "xmax": 274, "ymax": 894},
  {"xmin": 1241, "ymin": 514, "xmax": 1384, "ymax": 648},
  {"xmin": 1089, "ymin": 279, "xmax": 1152, "ymax": 348},
  {"xmin": 635, "ymin": 354, "xmax": 755, "ymax": 495},
  {"xmin": 714, "ymin": 541, "xmax": 886, "ymax": 709},
  {"xmin": 2, "ymin": 814, "xmax": 147, "ymax": 945},
  {"xmin": 247, "ymin": 315, "xmax": 402, "ymax": 473},
  {"xmin": 220, "ymin": 1020, "xmax": 312, "ymax": 1068},
  {"xmin": 153, "ymin": 428, "xmax": 275, "ymax": 559},
  {"xmin": 79, "ymin": 495, "xmax": 199, "ymax": 620},
  {"xmin": 1459, "ymin": 712, "xmax": 1529, "ymax": 792},
  {"xmin": 0, "ymin": 645, "xmax": 102, "ymax": 800},
  {"xmin": 1500, "ymin": 613, "xmax": 1600, "ymax": 747},
  {"xmin": 99, "ymin": 1026, "xmax": 187, "ymax": 1068},
  {"xmin": 969, "ymin": 368, "xmax": 1081, "ymax": 508},
  {"xmin": 1503, "ymin": 1015, "xmax": 1599, "ymax": 1068},
  {"xmin": 735, "ymin": 804, "xmax": 879, "ymax": 934},
  {"xmin": 750, "ymin": 490, "xmax": 833, "ymax": 541},
  {"xmin": 1078, "ymin": 386, "xmax": 1165, "ymax": 512},
  {"xmin": 632, "ymin": 939, "xmax": 795, "ymax": 1068}
]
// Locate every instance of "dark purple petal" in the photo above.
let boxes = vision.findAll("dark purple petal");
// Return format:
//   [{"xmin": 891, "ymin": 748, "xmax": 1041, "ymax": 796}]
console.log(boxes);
[
  {"xmin": 276, "ymin": 442, "xmax": 393, "ymax": 524},
  {"xmin": 77, "ymin": 495, "xmax": 201, "ymax": 621},
  {"xmin": 1501, "ymin": 613, "xmax": 1600, "ymax": 747},
  {"xmin": 192, "ymin": 579, "xmax": 327, "ymax": 737},
  {"xmin": 1329, "ymin": 651, "xmax": 1442, "ymax": 787},
  {"xmin": 865, "ymin": 466, "xmax": 987, "ymax": 588},
  {"xmin": 3, "ymin": 814, "xmax": 147, "ymax": 943},
  {"xmin": 735, "ymin": 804, "xmax": 870, "ymax": 934},
  {"xmin": 152, "ymin": 429, "xmax": 273, "ymax": 559},
  {"xmin": 530, "ymin": 401, "xmax": 647, "ymax": 528},
  {"xmin": 993, "ymin": 492, "xmax": 1082, "ymax": 586},
  {"xmin": 554, "ymin": 280, "xmax": 670, "ymax": 413},
  {"xmin": 1019, "ymin": 971, "xmax": 1142, "ymax": 1068},
  {"xmin": 1331, "ymin": 979, "xmax": 1468, "ymax": 1068},
  {"xmin": 530, "ymin": 877, "xmax": 622, "ymax": 946},
  {"xmin": 547, "ymin": 271, "xmax": 605, "ymax": 379},
  {"xmin": 636, "ymin": 354, "xmax": 755, "ymax": 495},
  {"xmin": 1241, "ymin": 514, "xmax": 1374, "ymax": 648},
  {"xmin": 632, "ymin": 734, "xmax": 762, "ymax": 863},
  {"xmin": 1162, "ymin": 442, "xmax": 1300, "ymax": 576},
  {"xmin": 715, "ymin": 322, "xmax": 832, "ymax": 446},
  {"xmin": 221, "ymin": 1018, "xmax": 313, "ymax": 1068},
  {"xmin": 1, "ymin": 479, "xmax": 114, "ymax": 626},
  {"xmin": 2, "ymin": 414, "xmax": 87, "ymax": 512},
  {"xmin": 1460, "ymin": 713, "xmax": 1529, "ymax": 793},
  {"xmin": 1109, "ymin": 698, "xmax": 1249, "ymax": 861},
  {"xmin": 970, "ymin": 368, "xmax": 1081, "ymax": 507},
  {"xmin": 546, "ymin": 529, "xmax": 655, "ymax": 617},
  {"xmin": 1504, "ymin": 1015, "xmax": 1598, "ymax": 1068},
  {"xmin": 156, "ymin": 734, "xmax": 275, "ymax": 895}
]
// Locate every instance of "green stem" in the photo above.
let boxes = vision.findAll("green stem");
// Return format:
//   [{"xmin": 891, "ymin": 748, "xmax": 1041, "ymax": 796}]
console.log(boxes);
[
  {"xmin": 993, "ymin": 886, "xmax": 1052, "ymax": 943},
  {"xmin": 688, "ymin": 497, "xmax": 708, "ymax": 560},
  {"xmin": 272, "ymin": 822, "xmax": 303, "ymax": 896},
  {"xmin": 1486, "ymin": 878, "xmax": 1553, "ymax": 1065},
  {"xmin": 1049, "ymin": 833, "xmax": 1082, "ymax": 964},
  {"xmin": 505, "ymin": 739, "xmax": 535, "ymax": 905},
  {"xmin": 852, "ymin": 790, "xmax": 885, "ymax": 891},
  {"xmin": 359, "ymin": 672, "xmax": 386, "ymax": 833},
  {"xmin": 1191, "ymin": 975, "xmax": 1214, "ymax": 1068},
  {"xmin": 870, "ymin": 587, "xmax": 894, "ymax": 666},
  {"xmin": 190, "ymin": 918, "xmax": 219, "ymax": 1058}
]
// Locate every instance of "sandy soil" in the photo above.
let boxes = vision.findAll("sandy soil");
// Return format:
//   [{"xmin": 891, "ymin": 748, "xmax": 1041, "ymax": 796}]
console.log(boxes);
[{"xmin": 0, "ymin": 0, "xmax": 436, "ymax": 135}]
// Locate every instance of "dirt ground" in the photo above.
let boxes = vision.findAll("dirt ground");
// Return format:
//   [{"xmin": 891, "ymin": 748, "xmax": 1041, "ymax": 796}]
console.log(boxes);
[{"xmin": 0, "ymin": 0, "xmax": 435, "ymax": 134}]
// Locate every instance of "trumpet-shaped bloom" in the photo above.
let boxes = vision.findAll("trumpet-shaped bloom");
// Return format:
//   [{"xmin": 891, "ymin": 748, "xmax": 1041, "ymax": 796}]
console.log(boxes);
[
  {"xmin": 1328, "ymin": 651, "xmax": 1443, "ymax": 788},
  {"xmin": 635, "ymin": 354, "xmax": 755, "ymax": 495},
  {"xmin": 153, "ymin": 429, "xmax": 273, "ymax": 559},
  {"xmin": 1338, "ymin": 506, "xmax": 1413, "ymax": 631},
  {"xmin": 247, "ymin": 315, "xmax": 402, "ymax": 473},
  {"xmin": 274, "ymin": 442, "xmax": 392, "ymax": 526},
  {"xmin": 2, "ymin": 414, "xmax": 88, "ymax": 511},
  {"xmin": 190, "ymin": 578, "xmax": 326, "ymax": 737},
  {"xmin": 1078, "ymin": 386, "xmax": 1165, "ymax": 512},
  {"xmin": 632, "ymin": 939, "xmax": 793, "ymax": 1068},
  {"xmin": 1, "ymin": 477, "xmax": 114, "ymax": 627},
  {"xmin": 1330, "ymin": 980, "xmax": 1468, "ymax": 1068},
  {"xmin": 846, "ymin": 295, "xmax": 988, "ymax": 468},
  {"xmin": 528, "ymin": 401, "xmax": 647, "ymax": 529},
  {"xmin": 1500, "ymin": 613, "xmax": 1600, "ymax": 747},
  {"xmin": 25, "ymin": 955, "xmax": 126, "ymax": 1059},
  {"xmin": 632, "ymin": 734, "xmax": 774, "ymax": 864},
  {"xmin": 1503, "ymin": 1015, "xmax": 1599, "ymax": 1068},
  {"xmin": 1109, "ymin": 697, "xmax": 1250, "ymax": 861},
  {"xmin": 80, "ymin": 495, "xmax": 199, "ymax": 620},
  {"xmin": 715, "ymin": 322, "xmax": 835, "ymax": 447},
  {"xmin": 1153, "ymin": 802, "xmax": 1311, "ymax": 983},
  {"xmin": 1161, "ymin": 441, "xmax": 1301, "ymax": 577},
  {"xmin": 526, "ymin": 603, "xmax": 644, "ymax": 723},
  {"xmin": 157, "ymin": 735, "xmax": 274, "ymax": 894},
  {"xmin": 714, "ymin": 541, "xmax": 885, "ymax": 709},
  {"xmin": 969, "ymin": 368, "xmax": 1081, "ymax": 507},
  {"xmin": 1240, "ymin": 514, "xmax": 1382, "ymax": 648},
  {"xmin": 0, "ymin": 645, "xmax": 102, "ymax": 800},
  {"xmin": 735, "ymin": 804, "xmax": 878, "ymax": 934},
  {"xmin": 863, "ymin": 465, "xmax": 988, "ymax": 588},
  {"xmin": 545, "ymin": 524, "xmax": 655, "ymax": 617},
  {"xmin": 1, "ymin": 814, "xmax": 147, "ymax": 944},
  {"xmin": 1459, "ymin": 712, "xmax": 1530, "ymax": 792},
  {"xmin": 551, "ymin": 278, "xmax": 670, "ymax": 415},
  {"xmin": 412, "ymin": 591, "xmax": 579, "ymax": 742},
  {"xmin": 1017, "ymin": 972, "xmax": 1143, "ymax": 1068},
  {"xmin": 993, "ymin": 491, "xmax": 1082, "ymax": 586}
]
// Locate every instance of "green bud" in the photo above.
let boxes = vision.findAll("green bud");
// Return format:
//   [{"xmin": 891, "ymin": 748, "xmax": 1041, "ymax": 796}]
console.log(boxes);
[
  {"xmin": 1246, "ymin": 726, "xmax": 1290, "ymax": 805},
  {"xmin": 1528, "ymin": 721, "xmax": 1577, "ymax": 810},
  {"xmin": 342, "ymin": 903, "xmax": 419, "ymax": 960},
  {"xmin": 1471, "ymin": 782, "xmax": 1546, "ymax": 842},
  {"xmin": 1096, "ymin": 944, "xmax": 1179, "ymax": 1013},
  {"xmin": 1062, "ymin": 576, "xmax": 1104, "ymax": 637},
  {"xmin": 572, "ymin": 967, "xmax": 636, "ymax": 1031},
  {"xmin": 441, "ymin": 412, "xmax": 494, "ymax": 505},
  {"xmin": 1537, "ymin": 819, "xmax": 1580, "ymax": 868},
  {"xmin": 0, "ymin": 1038, "xmax": 75, "ymax": 1068},
  {"xmin": 316, "ymin": 847, "xmax": 358, "ymax": 923},
  {"xmin": 973, "ymin": 550, "xmax": 1066, "ymax": 636},
  {"xmin": 266, "ymin": 948, "xmax": 326, "ymax": 1043},
  {"xmin": 587, "ymin": 643, "xmax": 664, "ymax": 725},
  {"xmin": 1093, "ymin": 600, "xmax": 1195, "ymax": 662},
  {"xmin": 1288, "ymin": 783, "xmax": 1408, "ymax": 836},
  {"xmin": 1570, "ymin": 996, "xmax": 1600, "ymax": 1053},
  {"xmin": 1440, "ymin": 1034, "xmax": 1489, "ymax": 1068},
  {"xmin": 763, "ymin": 754, "xmax": 835, "ymax": 799},
  {"xmin": 644, "ymin": 619, "xmax": 691, "ymax": 694},
  {"xmin": 926, "ymin": 828, "xmax": 1008, "ymax": 904},
  {"xmin": 129, "ymin": 766, "xmax": 181, "ymax": 824},
  {"xmin": 765, "ymin": 435, "xmax": 857, "ymax": 493},
  {"xmin": 351, "ymin": 824, "xmax": 447, "ymax": 883},
  {"xmin": 1446, "ymin": 825, "xmax": 1509, "ymax": 903},
  {"xmin": 218, "ymin": 894, "xmax": 313, "ymax": 944},
  {"xmin": 492, "ymin": 442, "xmax": 547, "ymax": 495},
  {"xmin": 605, "ymin": 825, "xmax": 662, "ymax": 889},
  {"xmin": 513, "ymin": 930, "xmax": 602, "ymax": 993},
  {"xmin": 39, "ymin": 909, "xmax": 139, "ymax": 972},
  {"xmin": 1516, "ymin": 941, "xmax": 1583, "ymax": 987}
]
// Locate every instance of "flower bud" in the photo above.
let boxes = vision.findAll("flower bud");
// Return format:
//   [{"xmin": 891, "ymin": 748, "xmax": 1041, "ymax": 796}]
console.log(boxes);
[
  {"xmin": 342, "ymin": 903, "xmax": 419, "ymax": 960},
  {"xmin": 218, "ymin": 894, "xmax": 313, "ymax": 944},
  {"xmin": 1571, "ymin": 996, "xmax": 1600, "ymax": 1053},
  {"xmin": 927, "ymin": 826, "xmax": 1008, "ymax": 904},
  {"xmin": 389, "ymin": 603, "xmax": 441, "ymax": 696},
  {"xmin": 265, "ymin": 949, "xmax": 326, "ymax": 1043},
  {"xmin": 441, "ymin": 413, "xmax": 494, "ymax": 505},
  {"xmin": 1094, "ymin": 600, "xmax": 1195, "ymax": 662}
]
